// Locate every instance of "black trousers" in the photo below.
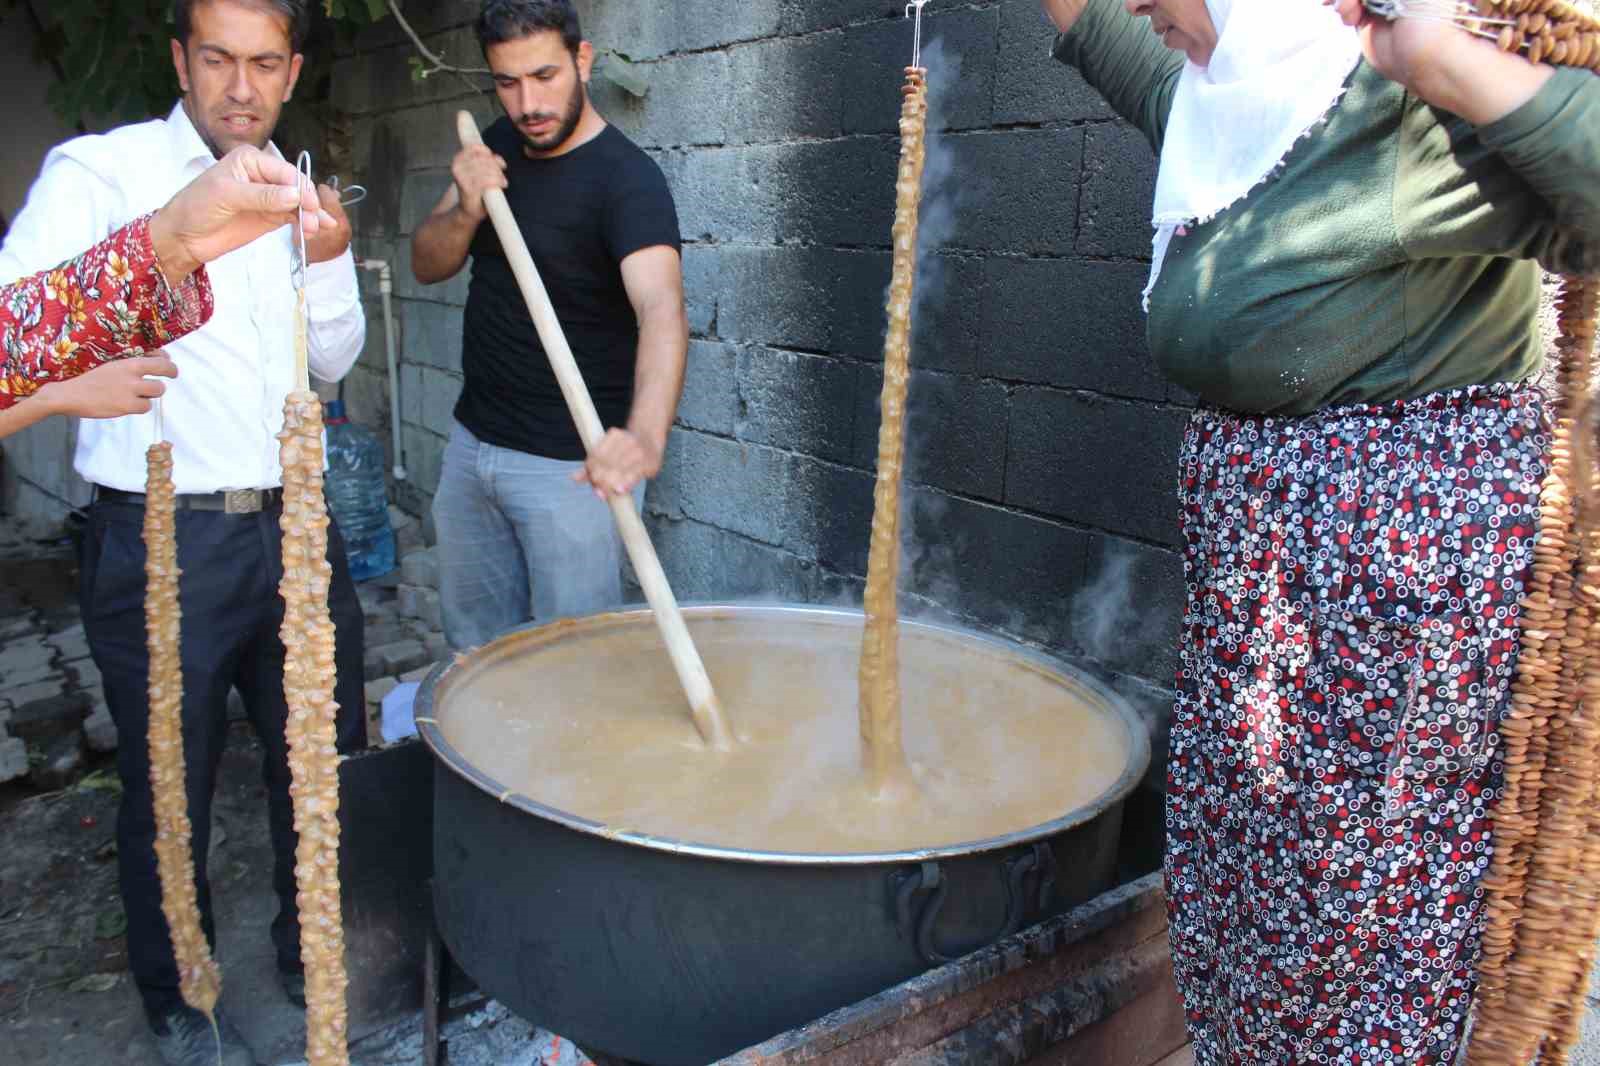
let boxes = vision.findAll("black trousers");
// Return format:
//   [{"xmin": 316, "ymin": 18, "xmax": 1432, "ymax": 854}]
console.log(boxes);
[{"xmin": 79, "ymin": 496, "xmax": 366, "ymax": 1021}]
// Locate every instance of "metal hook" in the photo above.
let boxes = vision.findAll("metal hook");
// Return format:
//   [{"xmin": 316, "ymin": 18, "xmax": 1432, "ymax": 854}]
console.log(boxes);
[
  {"xmin": 294, "ymin": 150, "xmax": 312, "ymax": 293},
  {"xmin": 328, "ymin": 174, "xmax": 368, "ymax": 209},
  {"xmin": 906, "ymin": 0, "xmax": 929, "ymax": 68}
]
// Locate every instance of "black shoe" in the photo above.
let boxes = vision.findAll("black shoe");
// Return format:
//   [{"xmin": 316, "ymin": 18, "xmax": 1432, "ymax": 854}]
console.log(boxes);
[
  {"xmin": 149, "ymin": 1004, "xmax": 257, "ymax": 1066},
  {"xmin": 279, "ymin": 967, "xmax": 306, "ymax": 1008}
]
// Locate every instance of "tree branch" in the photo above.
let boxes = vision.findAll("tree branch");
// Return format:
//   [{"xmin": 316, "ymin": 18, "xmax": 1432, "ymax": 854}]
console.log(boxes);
[{"xmin": 385, "ymin": 0, "xmax": 491, "ymax": 98}]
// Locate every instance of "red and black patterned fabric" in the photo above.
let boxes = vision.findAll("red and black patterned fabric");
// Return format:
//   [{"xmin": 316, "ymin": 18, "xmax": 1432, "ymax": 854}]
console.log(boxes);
[
  {"xmin": 0, "ymin": 213, "xmax": 212, "ymax": 410},
  {"xmin": 1167, "ymin": 383, "xmax": 1548, "ymax": 1064}
]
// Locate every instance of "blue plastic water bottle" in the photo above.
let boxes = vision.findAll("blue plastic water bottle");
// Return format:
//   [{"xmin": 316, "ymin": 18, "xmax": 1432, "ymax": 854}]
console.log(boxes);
[{"xmin": 322, "ymin": 399, "xmax": 397, "ymax": 581}]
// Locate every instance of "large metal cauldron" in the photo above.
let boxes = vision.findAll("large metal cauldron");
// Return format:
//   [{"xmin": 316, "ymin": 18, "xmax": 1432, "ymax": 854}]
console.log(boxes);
[{"xmin": 416, "ymin": 604, "xmax": 1150, "ymax": 1065}]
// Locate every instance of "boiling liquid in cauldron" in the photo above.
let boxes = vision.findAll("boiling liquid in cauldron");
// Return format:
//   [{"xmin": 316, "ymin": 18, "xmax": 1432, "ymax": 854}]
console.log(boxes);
[{"xmin": 436, "ymin": 614, "xmax": 1130, "ymax": 855}]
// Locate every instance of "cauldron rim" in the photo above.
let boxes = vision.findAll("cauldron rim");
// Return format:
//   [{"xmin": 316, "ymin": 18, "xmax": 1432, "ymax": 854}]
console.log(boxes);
[{"xmin": 415, "ymin": 602, "xmax": 1151, "ymax": 867}]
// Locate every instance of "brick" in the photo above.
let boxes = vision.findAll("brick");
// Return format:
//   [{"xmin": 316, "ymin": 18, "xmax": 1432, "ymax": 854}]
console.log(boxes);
[
  {"xmin": 1078, "ymin": 122, "xmax": 1161, "ymax": 259},
  {"xmin": 853, "ymin": 367, "xmax": 1009, "ymax": 500},
  {"xmin": 401, "ymin": 548, "xmax": 440, "ymax": 590},
  {"xmin": 84, "ymin": 703, "xmax": 118, "ymax": 754},
  {"xmin": 946, "ymin": 128, "xmax": 1083, "ymax": 256},
  {"xmin": 677, "ymin": 341, "xmax": 739, "ymax": 437},
  {"xmin": 375, "ymin": 639, "xmax": 429, "ymax": 678},
  {"xmin": 980, "ymin": 258, "xmax": 1164, "ymax": 401},
  {"xmin": 9, "ymin": 692, "xmax": 88, "ymax": 744},
  {"xmin": 0, "ymin": 737, "xmax": 27, "ymax": 784},
  {"xmin": 0, "ymin": 638, "xmax": 57, "ymax": 687},
  {"xmin": 841, "ymin": 7, "xmax": 999, "ymax": 135},
  {"xmin": 993, "ymin": 0, "xmax": 1116, "ymax": 126},
  {"xmin": 1005, "ymin": 389, "xmax": 1186, "ymax": 546},
  {"xmin": 736, "ymin": 348, "xmax": 859, "ymax": 465}
]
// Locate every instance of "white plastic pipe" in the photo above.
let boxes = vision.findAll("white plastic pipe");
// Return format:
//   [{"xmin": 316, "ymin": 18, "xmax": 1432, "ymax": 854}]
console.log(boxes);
[{"xmin": 358, "ymin": 258, "xmax": 407, "ymax": 481}]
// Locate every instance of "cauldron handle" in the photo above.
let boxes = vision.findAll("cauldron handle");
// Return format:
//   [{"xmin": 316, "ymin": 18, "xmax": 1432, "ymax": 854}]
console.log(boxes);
[{"xmin": 892, "ymin": 843, "xmax": 1057, "ymax": 966}]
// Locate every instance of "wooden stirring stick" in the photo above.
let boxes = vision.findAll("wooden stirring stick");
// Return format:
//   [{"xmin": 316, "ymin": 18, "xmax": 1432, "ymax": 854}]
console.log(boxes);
[{"xmin": 454, "ymin": 110, "xmax": 733, "ymax": 750}]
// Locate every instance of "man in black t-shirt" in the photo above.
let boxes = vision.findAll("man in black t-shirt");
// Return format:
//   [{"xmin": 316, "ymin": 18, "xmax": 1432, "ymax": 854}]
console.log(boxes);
[{"xmin": 411, "ymin": 0, "xmax": 687, "ymax": 649}]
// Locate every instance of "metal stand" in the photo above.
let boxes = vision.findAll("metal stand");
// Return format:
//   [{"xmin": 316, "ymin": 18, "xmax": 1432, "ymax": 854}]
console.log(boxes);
[{"xmin": 421, "ymin": 882, "xmax": 487, "ymax": 1066}]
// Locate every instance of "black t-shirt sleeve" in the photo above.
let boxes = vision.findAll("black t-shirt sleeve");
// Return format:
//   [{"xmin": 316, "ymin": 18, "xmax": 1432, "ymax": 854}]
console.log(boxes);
[{"xmin": 603, "ymin": 154, "xmax": 681, "ymax": 263}]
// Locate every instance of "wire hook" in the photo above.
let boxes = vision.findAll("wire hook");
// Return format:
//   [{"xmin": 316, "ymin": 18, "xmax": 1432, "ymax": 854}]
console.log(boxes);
[
  {"xmin": 294, "ymin": 150, "xmax": 312, "ymax": 293},
  {"xmin": 906, "ymin": 0, "xmax": 929, "ymax": 68}
]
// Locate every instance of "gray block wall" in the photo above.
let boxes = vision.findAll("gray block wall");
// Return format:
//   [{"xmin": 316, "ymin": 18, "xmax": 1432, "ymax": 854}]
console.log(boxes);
[{"xmin": 336, "ymin": 0, "xmax": 1187, "ymax": 784}]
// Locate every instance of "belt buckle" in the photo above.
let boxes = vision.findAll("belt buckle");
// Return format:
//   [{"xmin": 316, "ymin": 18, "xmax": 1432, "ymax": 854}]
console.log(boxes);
[{"xmin": 224, "ymin": 489, "xmax": 262, "ymax": 514}]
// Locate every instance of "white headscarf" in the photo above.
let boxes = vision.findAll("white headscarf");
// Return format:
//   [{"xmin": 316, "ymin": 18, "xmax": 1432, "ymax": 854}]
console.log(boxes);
[{"xmin": 1143, "ymin": 0, "xmax": 1363, "ymax": 308}]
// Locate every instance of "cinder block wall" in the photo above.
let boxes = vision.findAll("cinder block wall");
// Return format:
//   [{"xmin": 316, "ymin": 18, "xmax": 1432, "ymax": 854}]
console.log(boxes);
[{"xmin": 337, "ymin": 0, "xmax": 1187, "ymax": 789}]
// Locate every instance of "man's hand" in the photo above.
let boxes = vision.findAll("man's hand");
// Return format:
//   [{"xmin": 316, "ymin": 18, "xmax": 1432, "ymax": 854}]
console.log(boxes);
[
  {"xmin": 574, "ymin": 428, "xmax": 663, "ymax": 499},
  {"xmin": 304, "ymin": 183, "xmax": 353, "ymax": 264},
  {"xmin": 149, "ymin": 146, "xmax": 334, "ymax": 284},
  {"xmin": 451, "ymin": 144, "xmax": 509, "ymax": 222},
  {"xmin": 33, "ymin": 354, "xmax": 178, "ymax": 420}
]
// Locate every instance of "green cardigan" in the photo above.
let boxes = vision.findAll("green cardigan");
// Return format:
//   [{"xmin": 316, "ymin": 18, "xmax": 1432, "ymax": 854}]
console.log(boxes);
[{"xmin": 1053, "ymin": 0, "xmax": 1600, "ymax": 415}]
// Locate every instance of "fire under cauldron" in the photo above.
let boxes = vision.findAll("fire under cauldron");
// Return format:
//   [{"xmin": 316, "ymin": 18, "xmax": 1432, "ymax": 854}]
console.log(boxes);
[{"xmin": 415, "ymin": 604, "xmax": 1150, "ymax": 1065}]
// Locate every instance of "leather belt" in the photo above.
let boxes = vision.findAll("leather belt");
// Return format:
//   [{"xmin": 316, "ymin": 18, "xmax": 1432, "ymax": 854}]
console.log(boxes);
[{"xmin": 94, "ymin": 486, "xmax": 284, "ymax": 514}]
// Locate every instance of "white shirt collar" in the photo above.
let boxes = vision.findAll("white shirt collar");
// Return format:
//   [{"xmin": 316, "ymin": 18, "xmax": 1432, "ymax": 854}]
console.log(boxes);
[{"xmin": 163, "ymin": 100, "xmax": 287, "ymax": 174}]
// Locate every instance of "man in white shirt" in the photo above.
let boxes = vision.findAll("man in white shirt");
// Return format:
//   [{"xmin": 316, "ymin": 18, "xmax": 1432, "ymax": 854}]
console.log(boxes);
[{"xmin": 0, "ymin": 3, "xmax": 365, "ymax": 1063}]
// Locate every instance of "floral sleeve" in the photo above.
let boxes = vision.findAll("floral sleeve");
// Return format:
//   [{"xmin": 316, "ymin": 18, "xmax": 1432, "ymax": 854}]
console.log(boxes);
[{"xmin": 0, "ymin": 214, "xmax": 213, "ymax": 410}]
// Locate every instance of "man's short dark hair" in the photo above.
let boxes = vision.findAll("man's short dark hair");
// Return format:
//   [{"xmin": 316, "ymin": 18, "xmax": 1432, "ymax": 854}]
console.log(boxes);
[
  {"xmin": 476, "ymin": 0, "xmax": 582, "ymax": 55},
  {"xmin": 173, "ymin": 0, "xmax": 310, "ymax": 53}
]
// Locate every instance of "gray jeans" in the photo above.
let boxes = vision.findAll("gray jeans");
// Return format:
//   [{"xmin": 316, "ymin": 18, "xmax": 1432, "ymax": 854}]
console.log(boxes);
[{"xmin": 433, "ymin": 421, "xmax": 642, "ymax": 650}]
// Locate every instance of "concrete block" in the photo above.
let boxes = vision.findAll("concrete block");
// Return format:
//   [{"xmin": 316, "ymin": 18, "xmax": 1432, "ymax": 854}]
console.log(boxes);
[
  {"xmin": 365, "ymin": 622, "xmax": 411, "ymax": 650},
  {"xmin": 648, "ymin": 516, "xmax": 817, "ymax": 603},
  {"xmin": 400, "ymin": 364, "xmax": 425, "ymax": 428},
  {"xmin": 777, "ymin": 138, "xmax": 898, "ymax": 250},
  {"xmin": 67, "ymin": 657, "xmax": 102, "ymax": 693},
  {"xmin": 1078, "ymin": 122, "xmax": 1161, "ymax": 259},
  {"xmin": 84, "ymin": 703, "xmax": 118, "ymax": 754},
  {"xmin": 0, "ymin": 737, "xmax": 27, "ymax": 784},
  {"xmin": 0, "ymin": 638, "xmax": 58, "ymax": 687},
  {"xmin": 669, "ymin": 145, "xmax": 784, "ymax": 245},
  {"xmin": 397, "ymin": 584, "xmax": 424, "ymax": 620},
  {"xmin": 993, "ymin": 0, "xmax": 1117, "ymax": 126},
  {"xmin": 677, "ymin": 341, "xmax": 740, "ymax": 437},
  {"xmin": 717, "ymin": 246, "xmax": 837, "ymax": 351},
  {"xmin": 400, "ymin": 666, "xmax": 432, "ymax": 684},
  {"xmin": 365, "ymin": 676, "xmax": 399, "ymax": 710},
  {"xmin": 419, "ymin": 367, "xmax": 461, "ymax": 439},
  {"xmin": 853, "ymin": 367, "xmax": 1009, "ymax": 501},
  {"xmin": 424, "ymin": 633, "xmax": 450, "ymax": 663},
  {"xmin": 1072, "ymin": 536, "xmax": 1185, "ymax": 684},
  {"xmin": 46, "ymin": 631, "xmax": 89, "ymax": 662},
  {"xmin": 1005, "ymin": 389, "xmax": 1186, "ymax": 547},
  {"xmin": 898, "ymin": 486, "xmax": 1092, "ymax": 647},
  {"xmin": 841, "ymin": 7, "xmax": 999, "ymax": 135},
  {"xmin": 726, "ymin": 34, "xmax": 844, "ymax": 144},
  {"xmin": 401, "ymin": 548, "xmax": 441, "ymax": 591},
  {"xmin": 945, "ymin": 128, "xmax": 1083, "ymax": 256},
  {"xmin": 735, "ymin": 348, "xmax": 859, "ymax": 465},
  {"xmin": 980, "ymin": 257, "xmax": 1164, "ymax": 401},
  {"xmin": 0, "ymin": 616, "xmax": 39, "ymax": 642},
  {"xmin": 827, "ymin": 251, "xmax": 983, "ymax": 373},
  {"xmin": 418, "ymin": 589, "xmax": 442, "ymax": 631},
  {"xmin": 400, "ymin": 426, "xmax": 446, "ymax": 499},
  {"xmin": 375, "ymin": 639, "xmax": 429, "ymax": 678},
  {"xmin": 681, "ymin": 244, "xmax": 722, "ymax": 338},
  {"xmin": 611, "ymin": 51, "xmax": 732, "ymax": 150}
]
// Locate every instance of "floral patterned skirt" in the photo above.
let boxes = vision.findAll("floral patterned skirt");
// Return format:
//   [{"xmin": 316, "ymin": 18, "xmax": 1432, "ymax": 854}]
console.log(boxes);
[{"xmin": 1165, "ymin": 383, "xmax": 1548, "ymax": 1065}]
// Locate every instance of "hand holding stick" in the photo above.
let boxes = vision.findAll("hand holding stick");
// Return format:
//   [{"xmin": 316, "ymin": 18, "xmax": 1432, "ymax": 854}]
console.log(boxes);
[{"xmin": 454, "ymin": 111, "xmax": 732, "ymax": 751}]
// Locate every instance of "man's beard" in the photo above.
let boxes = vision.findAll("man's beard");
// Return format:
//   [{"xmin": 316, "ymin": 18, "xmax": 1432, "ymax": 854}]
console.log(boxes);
[
  {"xmin": 513, "ymin": 80, "xmax": 584, "ymax": 153},
  {"xmin": 183, "ymin": 95, "xmax": 273, "ymax": 160}
]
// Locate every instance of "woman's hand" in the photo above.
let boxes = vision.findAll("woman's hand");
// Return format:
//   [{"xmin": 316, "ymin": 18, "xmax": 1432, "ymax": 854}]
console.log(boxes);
[
  {"xmin": 1326, "ymin": 0, "xmax": 1552, "ymax": 125},
  {"xmin": 149, "ymin": 146, "xmax": 337, "ymax": 285},
  {"xmin": 32, "ymin": 354, "xmax": 177, "ymax": 420},
  {"xmin": 1040, "ymin": 0, "xmax": 1090, "ymax": 35}
]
